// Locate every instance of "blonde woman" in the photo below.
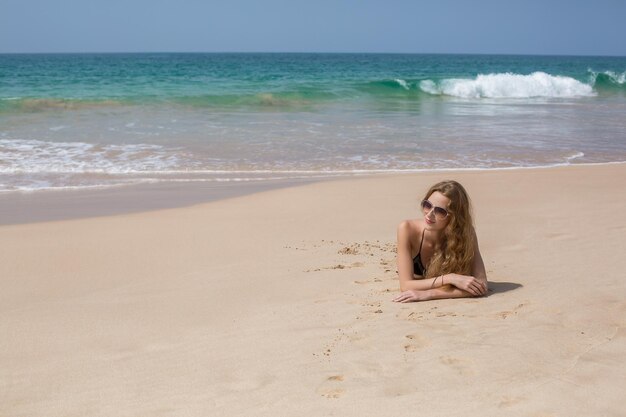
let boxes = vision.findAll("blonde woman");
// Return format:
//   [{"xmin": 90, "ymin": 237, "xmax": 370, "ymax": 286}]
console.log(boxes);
[{"xmin": 393, "ymin": 180, "xmax": 488, "ymax": 303}]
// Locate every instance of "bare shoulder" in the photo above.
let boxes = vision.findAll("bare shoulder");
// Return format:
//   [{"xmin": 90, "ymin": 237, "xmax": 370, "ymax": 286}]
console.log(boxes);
[{"xmin": 397, "ymin": 218, "xmax": 423, "ymax": 241}]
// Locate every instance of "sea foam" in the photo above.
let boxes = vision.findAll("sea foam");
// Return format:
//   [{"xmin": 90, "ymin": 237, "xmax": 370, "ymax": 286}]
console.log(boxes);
[
  {"xmin": 394, "ymin": 79, "xmax": 410, "ymax": 90},
  {"xmin": 420, "ymin": 72, "xmax": 595, "ymax": 98},
  {"xmin": 0, "ymin": 139, "xmax": 181, "ymax": 174}
]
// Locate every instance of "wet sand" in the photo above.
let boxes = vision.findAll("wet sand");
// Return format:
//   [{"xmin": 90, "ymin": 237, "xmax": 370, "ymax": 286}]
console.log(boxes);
[{"xmin": 0, "ymin": 177, "xmax": 318, "ymax": 225}]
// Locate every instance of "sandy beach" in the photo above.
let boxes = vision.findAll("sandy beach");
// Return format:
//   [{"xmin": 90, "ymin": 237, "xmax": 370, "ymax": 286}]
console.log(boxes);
[{"xmin": 1, "ymin": 163, "xmax": 625, "ymax": 417}]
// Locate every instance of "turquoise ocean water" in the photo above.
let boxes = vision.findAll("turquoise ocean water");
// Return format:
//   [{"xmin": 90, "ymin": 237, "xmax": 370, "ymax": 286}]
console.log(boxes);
[{"xmin": 1, "ymin": 53, "xmax": 625, "ymax": 192}]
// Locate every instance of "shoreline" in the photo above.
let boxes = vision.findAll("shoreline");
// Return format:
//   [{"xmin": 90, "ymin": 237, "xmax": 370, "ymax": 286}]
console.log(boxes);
[
  {"xmin": 2, "ymin": 161, "xmax": 625, "ymax": 226},
  {"xmin": 0, "ymin": 176, "xmax": 320, "ymax": 225}
]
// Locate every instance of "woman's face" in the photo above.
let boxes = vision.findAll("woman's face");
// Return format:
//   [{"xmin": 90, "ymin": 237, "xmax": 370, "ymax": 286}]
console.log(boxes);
[{"xmin": 422, "ymin": 191, "xmax": 451, "ymax": 231}]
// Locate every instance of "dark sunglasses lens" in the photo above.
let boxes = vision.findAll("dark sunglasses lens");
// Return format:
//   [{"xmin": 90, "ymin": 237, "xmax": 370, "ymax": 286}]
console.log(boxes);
[
  {"xmin": 434, "ymin": 207, "xmax": 448, "ymax": 218},
  {"xmin": 422, "ymin": 200, "xmax": 448, "ymax": 219}
]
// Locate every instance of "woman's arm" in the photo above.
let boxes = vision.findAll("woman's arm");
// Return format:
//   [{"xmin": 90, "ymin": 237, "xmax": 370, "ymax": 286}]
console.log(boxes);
[{"xmin": 393, "ymin": 273, "xmax": 483, "ymax": 302}]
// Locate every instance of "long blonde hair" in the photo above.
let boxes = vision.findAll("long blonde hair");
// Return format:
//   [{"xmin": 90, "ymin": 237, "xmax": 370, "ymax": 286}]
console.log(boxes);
[{"xmin": 423, "ymin": 180, "xmax": 475, "ymax": 278}]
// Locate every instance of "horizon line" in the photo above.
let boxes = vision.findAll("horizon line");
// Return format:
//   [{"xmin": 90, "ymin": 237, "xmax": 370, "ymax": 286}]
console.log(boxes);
[{"xmin": 1, "ymin": 51, "xmax": 625, "ymax": 58}]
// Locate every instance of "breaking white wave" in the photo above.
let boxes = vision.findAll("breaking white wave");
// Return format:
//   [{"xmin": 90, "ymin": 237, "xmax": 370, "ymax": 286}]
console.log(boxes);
[
  {"xmin": 394, "ymin": 79, "xmax": 410, "ymax": 90},
  {"xmin": 420, "ymin": 72, "xmax": 595, "ymax": 98}
]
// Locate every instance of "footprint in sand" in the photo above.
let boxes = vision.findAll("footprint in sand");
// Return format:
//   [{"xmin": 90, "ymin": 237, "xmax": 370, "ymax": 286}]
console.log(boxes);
[
  {"xmin": 439, "ymin": 356, "xmax": 473, "ymax": 375},
  {"xmin": 317, "ymin": 375, "xmax": 345, "ymax": 398},
  {"xmin": 396, "ymin": 310, "xmax": 425, "ymax": 321},
  {"xmin": 404, "ymin": 333, "xmax": 430, "ymax": 352},
  {"xmin": 496, "ymin": 302, "xmax": 527, "ymax": 319},
  {"xmin": 435, "ymin": 312, "xmax": 458, "ymax": 318},
  {"xmin": 498, "ymin": 396, "xmax": 526, "ymax": 408}
]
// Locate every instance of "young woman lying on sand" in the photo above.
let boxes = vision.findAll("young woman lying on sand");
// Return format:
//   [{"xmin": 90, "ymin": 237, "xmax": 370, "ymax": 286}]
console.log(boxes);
[{"xmin": 393, "ymin": 180, "xmax": 488, "ymax": 303}]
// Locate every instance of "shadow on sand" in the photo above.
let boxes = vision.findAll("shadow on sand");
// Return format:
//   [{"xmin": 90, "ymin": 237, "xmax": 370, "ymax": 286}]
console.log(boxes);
[{"xmin": 487, "ymin": 281, "xmax": 523, "ymax": 296}]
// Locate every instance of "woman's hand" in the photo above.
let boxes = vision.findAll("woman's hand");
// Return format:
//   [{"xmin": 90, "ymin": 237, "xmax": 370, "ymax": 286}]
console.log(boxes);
[
  {"xmin": 392, "ymin": 290, "xmax": 429, "ymax": 303},
  {"xmin": 448, "ymin": 274, "xmax": 488, "ymax": 297}
]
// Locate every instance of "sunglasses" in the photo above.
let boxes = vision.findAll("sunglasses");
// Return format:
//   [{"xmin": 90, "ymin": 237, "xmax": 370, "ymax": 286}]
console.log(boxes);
[{"xmin": 421, "ymin": 199, "xmax": 450, "ymax": 219}]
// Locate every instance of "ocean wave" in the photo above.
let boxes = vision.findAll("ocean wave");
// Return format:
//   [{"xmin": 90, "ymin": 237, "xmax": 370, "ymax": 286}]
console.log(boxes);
[
  {"xmin": 419, "ymin": 72, "xmax": 595, "ymax": 98},
  {"xmin": 588, "ymin": 69, "xmax": 626, "ymax": 90},
  {"xmin": 360, "ymin": 79, "xmax": 420, "ymax": 93},
  {"xmin": 3, "ymin": 71, "xmax": 617, "ymax": 113},
  {"xmin": 395, "ymin": 79, "xmax": 410, "ymax": 90}
]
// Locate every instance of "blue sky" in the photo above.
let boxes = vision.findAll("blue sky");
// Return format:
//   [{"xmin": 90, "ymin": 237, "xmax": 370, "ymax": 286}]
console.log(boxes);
[{"xmin": 1, "ymin": 0, "xmax": 625, "ymax": 55}]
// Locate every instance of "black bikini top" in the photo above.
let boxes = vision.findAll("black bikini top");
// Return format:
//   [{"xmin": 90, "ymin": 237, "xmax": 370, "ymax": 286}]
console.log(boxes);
[{"xmin": 413, "ymin": 228, "xmax": 426, "ymax": 276}]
